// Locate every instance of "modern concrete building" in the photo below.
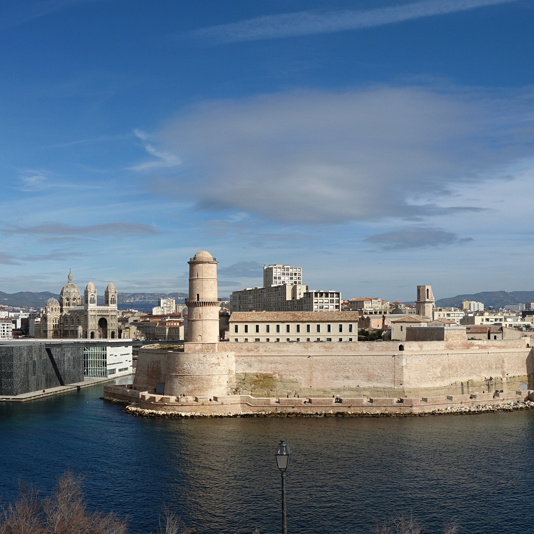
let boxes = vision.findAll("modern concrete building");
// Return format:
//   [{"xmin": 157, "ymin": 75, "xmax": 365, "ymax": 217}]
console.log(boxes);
[
  {"xmin": 433, "ymin": 307, "xmax": 465, "ymax": 324},
  {"xmin": 84, "ymin": 343, "xmax": 133, "ymax": 378},
  {"xmin": 230, "ymin": 285, "xmax": 341, "ymax": 312},
  {"xmin": 229, "ymin": 311, "xmax": 358, "ymax": 343},
  {"xmin": 152, "ymin": 297, "xmax": 176, "ymax": 315},
  {"xmin": 263, "ymin": 264, "xmax": 302, "ymax": 287},
  {"xmin": 0, "ymin": 319, "xmax": 13, "ymax": 340}
]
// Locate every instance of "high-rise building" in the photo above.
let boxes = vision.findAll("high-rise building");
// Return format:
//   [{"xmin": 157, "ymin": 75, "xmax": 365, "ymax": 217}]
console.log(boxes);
[
  {"xmin": 230, "ymin": 262, "xmax": 340, "ymax": 312},
  {"xmin": 263, "ymin": 264, "xmax": 302, "ymax": 287}
]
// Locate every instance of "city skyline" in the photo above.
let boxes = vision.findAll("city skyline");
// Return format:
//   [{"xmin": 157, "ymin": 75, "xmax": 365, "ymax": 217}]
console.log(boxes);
[{"xmin": 0, "ymin": 0, "xmax": 533, "ymax": 301}]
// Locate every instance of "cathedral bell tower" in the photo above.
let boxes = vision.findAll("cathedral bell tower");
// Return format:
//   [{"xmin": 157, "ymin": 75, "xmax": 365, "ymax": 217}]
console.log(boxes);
[{"xmin": 416, "ymin": 285, "xmax": 435, "ymax": 319}]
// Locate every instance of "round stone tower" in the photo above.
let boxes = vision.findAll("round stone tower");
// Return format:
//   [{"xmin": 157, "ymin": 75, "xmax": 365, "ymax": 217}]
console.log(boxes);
[{"xmin": 186, "ymin": 251, "xmax": 219, "ymax": 344}]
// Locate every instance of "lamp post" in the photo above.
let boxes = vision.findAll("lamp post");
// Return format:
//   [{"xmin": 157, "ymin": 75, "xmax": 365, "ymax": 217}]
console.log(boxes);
[{"xmin": 275, "ymin": 439, "xmax": 291, "ymax": 534}]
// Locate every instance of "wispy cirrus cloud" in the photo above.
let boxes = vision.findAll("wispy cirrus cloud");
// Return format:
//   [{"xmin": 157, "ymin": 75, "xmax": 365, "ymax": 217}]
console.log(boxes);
[
  {"xmin": 129, "ymin": 129, "xmax": 182, "ymax": 171},
  {"xmin": 364, "ymin": 227, "xmax": 473, "ymax": 251},
  {"xmin": 1, "ymin": 222, "xmax": 160, "ymax": 238},
  {"xmin": 16, "ymin": 170, "xmax": 106, "ymax": 192},
  {"xmin": 0, "ymin": 0, "xmax": 104, "ymax": 29},
  {"xmin": 183, "ymin": 0, "xmax": 516, "ymax": 44}
]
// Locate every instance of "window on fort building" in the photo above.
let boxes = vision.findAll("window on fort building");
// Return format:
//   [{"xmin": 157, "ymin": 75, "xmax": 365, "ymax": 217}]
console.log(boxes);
[
  {"xmin": 339, "ymin": 324, "xmax": 343, "ymax": 332},
  {"xmin": 197, "ymin": 294, "xmax": 199, "ymax": 301},
  {"xmin": 349, "ymin": 324, "xmax": 353, "ymax": 332},
  {"xmin": 296, "ymin": 325, "xmax": 300, "ymax": 333},
  {"xmin": 297, "ymin": 338, "xmax": 300, "ymax": 342},
  {"xmin": 266, "ymin": 338, "xmax": 270, "ymax": 342},
  {"xmin": 255, "ymin": 338, "xmax": 260, "ymax": 342},
  {"xmin": 244, "ymin": 325, "xmax": 248, "ymax": 333},
  {"xmin": 234, "ymin": 325, "xmax": 239, "ymax": 333},
  {"xmin": 317, "ymin": 338, "xmax": 321, "ymax": 342},
  {"xmin": 307, "ymin": 338, "xmax": 310, "ymax": 342},
  {"xmin": 286, "ymin": 325, "xmax": 290, "ymax": 333},
  {"xmin": 276, "ymin": 325, "xmax": 280, "ymax": 333},
  {"xmin": 256, "ymin": 325, "xmax": 260, "ymax": 333},
  {"xmin": 287, "ymin": 338, "xmax": 290, "ymax": 341},
  {"xmin": 307, "ymin": 324, "xmax": 311, "ymax": 333},
  {"xmin": 266, "ymin": 325, "xmax": 270, "ymax": 333},
  {"xmin": 339, "ymin": 338, "xmax": 343, "ymax": 342},
  {"xmin": 327, "ymin": 324, "xmax": 331, "ymax": 333},
  {"xmin": 317, "ymin": 324, "xmax": 321, "ymax": 333},
  {"xmin": 349, "ymin": 338, "xmax": 352, "ymax": 341},
  {"xmin": 327, "ymin": 338, "xmax": 332, "ymax": 342},
  {"xmin": 276, "ymin": 338, "xmax": 280, "ymax": 342}
]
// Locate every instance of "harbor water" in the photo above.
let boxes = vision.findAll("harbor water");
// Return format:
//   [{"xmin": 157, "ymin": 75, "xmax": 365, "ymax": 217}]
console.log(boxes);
[{"xmin": 1, "ymin": 382, "xmax": 534, "ymax": 533}]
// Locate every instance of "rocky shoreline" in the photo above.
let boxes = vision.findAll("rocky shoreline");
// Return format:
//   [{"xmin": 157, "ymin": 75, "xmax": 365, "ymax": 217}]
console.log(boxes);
[{"xmin": 120, "ymin": 400, "xmax": 534, "ymax": 419}]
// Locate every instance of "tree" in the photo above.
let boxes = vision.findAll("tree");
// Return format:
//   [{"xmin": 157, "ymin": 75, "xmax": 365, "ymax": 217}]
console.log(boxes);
[{"xmin": 0, "ymin": 472, "xmax": 193, "ymax": 534}]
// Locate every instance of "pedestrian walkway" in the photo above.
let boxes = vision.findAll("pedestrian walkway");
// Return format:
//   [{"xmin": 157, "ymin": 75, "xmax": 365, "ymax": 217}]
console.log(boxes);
[{"xmin": 0, "ymin": 376, "xmax": 121, "ymax": 402}]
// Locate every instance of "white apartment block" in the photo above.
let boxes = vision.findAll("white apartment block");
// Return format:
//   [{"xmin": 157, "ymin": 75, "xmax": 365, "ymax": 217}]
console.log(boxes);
[
  {"xmin": 263, "ymin": 264, "xmax": 302, "ymax": 287},
  {"xmin": 0, "ymin": 320, "xmax": 13, "ymax": 339},
  {"xmin": 229, "ymin": 311, "xmax": 358, "ymax": 343},
  {"xmin": 433, "ymin": 307, "xmax": 465, "ymax": 324},
  {"xmin": 152, "ymin": 297, "xmax": 176, "ymax": 315},
  {"xmin": 462, "ymin": 300, "xmax": 485, "ymax": 312},
  {"xmin": 230, "ymin": 286, "xmax": 341, "ymax": 312},
  {"xmin": 349, "ymin": 298, "xmax": 389, "ymax": 313}
]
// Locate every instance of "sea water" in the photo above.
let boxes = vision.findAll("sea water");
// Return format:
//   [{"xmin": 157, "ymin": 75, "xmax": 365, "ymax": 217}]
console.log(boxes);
[{"xmin": 1, "ymin": 384, "xmax": 534, "ymax": 534}]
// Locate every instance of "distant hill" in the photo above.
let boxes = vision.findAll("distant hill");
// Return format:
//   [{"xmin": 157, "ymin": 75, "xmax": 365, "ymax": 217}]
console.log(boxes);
[
  {"xmin": 436, "ymin": 291, "xmax": 534, "ymax": 309},
  {"xmin": 0, "ymin": 291, "xmax": 58, "ymax": 308},
  {"xmin": 0, "ymin": 290, "xmax": 188, "ymax": 311}
]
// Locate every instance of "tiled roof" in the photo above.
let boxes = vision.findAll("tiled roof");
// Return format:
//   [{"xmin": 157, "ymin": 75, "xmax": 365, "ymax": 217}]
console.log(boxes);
[
  {"xmin": 391, "ymin": 316, "xmax": 426, "ymax": 324},
  {"xmin": 229, "ymin": 311, "xmax": 359, "ymax": 323},
  {"xmin": 350, "ymin": 298, "xmax": 378, "ymax": 302},
  {"xmin": 467, "ymin": 326, "xmax": 489, "ymax": 333}
]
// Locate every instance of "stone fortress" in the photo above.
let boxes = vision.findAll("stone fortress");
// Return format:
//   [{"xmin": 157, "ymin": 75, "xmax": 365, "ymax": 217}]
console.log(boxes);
[
  {"xmin": 38, "ymin": 272, "xmax": 119, "ymax": 339},
  {"xmin": 104, "ymin": 251, "xmax": 534, "ymax": 416}
]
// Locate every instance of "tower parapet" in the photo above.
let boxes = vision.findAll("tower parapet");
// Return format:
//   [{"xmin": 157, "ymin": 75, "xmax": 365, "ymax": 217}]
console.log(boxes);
[{"xmin": 185, "ymin": 251, "xmax": 219, "ymax": 346}]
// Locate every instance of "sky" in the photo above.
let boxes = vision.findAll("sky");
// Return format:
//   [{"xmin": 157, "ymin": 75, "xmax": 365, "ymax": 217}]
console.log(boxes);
[{"xmin": 0, "ymin": 0, "xmax": 533, "ymax": 301}]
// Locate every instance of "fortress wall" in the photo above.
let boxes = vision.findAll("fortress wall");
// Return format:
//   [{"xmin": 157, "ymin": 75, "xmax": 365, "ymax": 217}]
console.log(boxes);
[
  {"xmin": 402, "ymin": 348, "xmax": 531, "ymax": 389},
  {"xmin": 132, "ymin": 348, "xmax": 169, "ymax": 390},
  {"xmin": 225, "ymin": 338, "xmax": 530, "ymax": 354},
  {"xmin": 228, "ymin": 339, "xmax": 533, "ymax": 398},
  {"xmin": 133, "ymin": 338, "xmax": 533, "ymax": 399}
]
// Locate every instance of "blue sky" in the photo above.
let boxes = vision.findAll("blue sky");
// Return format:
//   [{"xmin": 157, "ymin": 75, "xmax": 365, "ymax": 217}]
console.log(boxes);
[{"xmin": 1, "ymin": 0, "xmax": 533, "ymax": 301}]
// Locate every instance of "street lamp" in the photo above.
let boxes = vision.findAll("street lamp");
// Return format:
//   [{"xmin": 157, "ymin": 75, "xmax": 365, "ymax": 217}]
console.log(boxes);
[{"xmin": 275, "ymin": 439, "xmax": 291, "ymax": 534}]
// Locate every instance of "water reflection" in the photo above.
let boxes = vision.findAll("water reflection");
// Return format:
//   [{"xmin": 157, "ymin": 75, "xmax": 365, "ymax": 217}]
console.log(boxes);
[{"xmin": 2, "ymin": 387, "xmax": 534, "ymax": 533}]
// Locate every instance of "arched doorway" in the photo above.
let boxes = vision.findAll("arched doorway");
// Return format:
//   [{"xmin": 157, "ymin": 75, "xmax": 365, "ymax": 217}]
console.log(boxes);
[{"xmin": 98, "ymin": 318, "xmax": 108, "ymax": 339}]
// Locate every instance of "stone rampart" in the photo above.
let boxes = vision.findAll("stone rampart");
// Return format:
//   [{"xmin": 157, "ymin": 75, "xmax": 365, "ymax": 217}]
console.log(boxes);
[{"xmin": 129, "ymin": 338, "xmax": 533, "ymax": 409}]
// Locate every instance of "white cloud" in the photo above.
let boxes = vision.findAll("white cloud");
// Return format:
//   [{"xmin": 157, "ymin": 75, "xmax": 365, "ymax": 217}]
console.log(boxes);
[
  {"xmin": 153, "ymin": 85, "xmax": 534, "ymax": 225},
  {"xmin": 130, "ymin": 129, "xmax": 182, "ymax": 171},
  {"xmin": 184, "ymin": 0, "xmax": 516, "ymax": 43}
]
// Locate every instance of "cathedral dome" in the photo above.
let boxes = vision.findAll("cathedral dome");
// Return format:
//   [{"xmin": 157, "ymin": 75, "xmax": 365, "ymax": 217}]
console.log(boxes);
[
  {"xmin": 60, "ymin": 272, "xmax": 81, "ymax": 301},
  {"xmin": 46, "ymin": 297, "xmax": 59, "ymax": 307},
  {"xmin": 193, "ymin": 250, "xmax": 213, "ymax": 261},
  {"xmin": 105, "ymin": 282, "xmax": 116, "ymax": 292}
]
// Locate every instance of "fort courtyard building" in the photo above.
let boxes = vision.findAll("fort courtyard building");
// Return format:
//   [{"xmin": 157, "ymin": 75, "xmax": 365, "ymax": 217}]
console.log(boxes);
[
  {"xmin": 229, "ymin": 311, "xmax": 358, "ymax": 343},
  {"xmin": 37, "ymin": 273, "xmax": 118, "ymax": 339}
]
